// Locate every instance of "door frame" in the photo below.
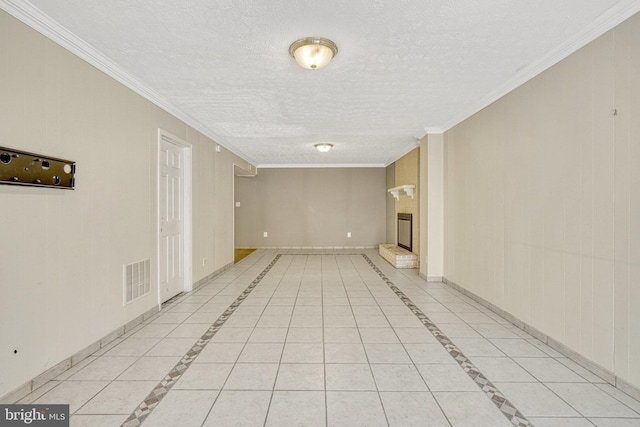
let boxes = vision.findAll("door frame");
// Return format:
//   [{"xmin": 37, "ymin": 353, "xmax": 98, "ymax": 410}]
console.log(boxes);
[{"xmin": 157, "ymin": 129, "xmax": 193, "ymax": 306}]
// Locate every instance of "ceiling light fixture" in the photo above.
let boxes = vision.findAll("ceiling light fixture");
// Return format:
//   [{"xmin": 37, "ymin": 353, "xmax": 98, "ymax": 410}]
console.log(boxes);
[
  {"xmin": 314, "ymin": 143, "xmax": 333, "ymax": 153},
  {"xmin": 289, "ymin": 37, "xmax": 338, "ymax": 70}
]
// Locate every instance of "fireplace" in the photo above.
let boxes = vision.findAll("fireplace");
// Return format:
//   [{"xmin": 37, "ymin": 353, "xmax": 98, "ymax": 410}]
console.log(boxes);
[{"xmin": 397, "ymin": 213, "xmax": 412, "ymax": 252}]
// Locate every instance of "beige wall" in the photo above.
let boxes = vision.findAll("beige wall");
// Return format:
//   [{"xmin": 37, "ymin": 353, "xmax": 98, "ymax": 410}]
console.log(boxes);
[
  {"xmin": 385, "ymin": 163, "xmax": 396, "ymax": 244},
  {"xmin": 0, "ymin": 11, "xmax": 254, "ymax": 398},
  {"xmin": 394, "ymin": 148, "xmax": 420, "ymax": 254},
  {"xmin": 234, "ymin": 168, "xmax": 386, "ymax": 248},
  {"xmin": 444, "ymin": 13, "xmax": 640, "ymax": 390}
]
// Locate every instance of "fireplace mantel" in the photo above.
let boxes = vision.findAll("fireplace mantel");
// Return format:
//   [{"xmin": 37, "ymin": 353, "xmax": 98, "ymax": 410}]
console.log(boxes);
[{"xmin": 387, "ymin": 184, "xmax": 415, "ymax": 201}]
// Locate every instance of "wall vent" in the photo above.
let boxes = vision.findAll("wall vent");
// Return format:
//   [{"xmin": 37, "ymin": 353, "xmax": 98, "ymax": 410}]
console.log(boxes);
[{"xmin": 123, "ymin": 259, "xmax": 151, "ymax": 304}]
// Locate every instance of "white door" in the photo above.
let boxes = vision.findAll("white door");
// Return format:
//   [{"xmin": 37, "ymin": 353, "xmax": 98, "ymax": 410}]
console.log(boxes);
[{"xmin": 160, "ymin": 139, "xmax": 184, "ymax": 302}]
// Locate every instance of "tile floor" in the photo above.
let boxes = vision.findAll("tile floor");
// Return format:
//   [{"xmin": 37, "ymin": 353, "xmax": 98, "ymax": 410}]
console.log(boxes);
[{"xmin": 16, "ymin": 249, "xmax": 640, "ymax": 427}]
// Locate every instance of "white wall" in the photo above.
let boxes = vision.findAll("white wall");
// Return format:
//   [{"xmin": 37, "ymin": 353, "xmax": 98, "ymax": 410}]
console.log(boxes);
[
  {"xmin": 419, "ymin": 137, "xmax": 428, "ymax": 276},
  {"xmin": 0, "ymin": 11, "xmax": 254, "ymax": 399},
  {"xmin": 444, "ymin": 12, "xmax": 640, "ymax": 391},
  {"xmin": 427, "ymin": 134, "xmax": 444, "ymax": 278}
]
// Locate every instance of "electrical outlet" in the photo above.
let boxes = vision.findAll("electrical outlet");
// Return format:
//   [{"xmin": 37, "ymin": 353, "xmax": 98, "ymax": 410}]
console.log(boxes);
[
  {"xmin": 347, "ymin": 232, "xmax": 351, "ymax": 238},
  {"xmin": 235, "ymin": 201, "xmax": 241, "ymax": 207},
  {"xmin": 202, "ymin": 258, "xmax": 206, "ymax": 266},
  {"xmin": 263, "ymin": 232, "xmax": 268, "ymax": 238}
]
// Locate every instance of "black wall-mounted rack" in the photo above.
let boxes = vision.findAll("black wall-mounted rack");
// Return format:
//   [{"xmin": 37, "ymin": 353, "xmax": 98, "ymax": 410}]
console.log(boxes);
[{"xmin": 0, "ymin": 146, "xmax": 75, "ymax": 189}]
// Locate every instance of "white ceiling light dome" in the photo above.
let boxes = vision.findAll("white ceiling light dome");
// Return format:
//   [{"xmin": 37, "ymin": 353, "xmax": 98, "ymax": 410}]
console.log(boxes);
[{"xmin": 289, "ymin": 37, "xmax": 338, "ymax": 70}]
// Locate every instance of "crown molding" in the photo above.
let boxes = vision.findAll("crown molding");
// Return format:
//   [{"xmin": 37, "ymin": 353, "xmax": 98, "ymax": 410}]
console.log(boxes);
[
  {"xmin": 439, "ymin": 0, "xmax": 640, "ymax": 132},
  {"xmin": 5, "ymin": 0, "xmax": 637, "ymax": 167},
  {"xmin": 423, "ymin": 127, "xmax": 444, "ymax": 135},
  {"xmin": 0, "ymin": 0, "xmax": 257, "ymax": 167},
  {"xmin": 257, "ymin": 163, "xmax": 386, "ymax": 169}
]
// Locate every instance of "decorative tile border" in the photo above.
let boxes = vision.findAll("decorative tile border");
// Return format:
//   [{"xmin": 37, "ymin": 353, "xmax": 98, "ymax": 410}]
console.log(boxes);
[
  {"xmin": 121, "ymin": 255, "xmax": 282, "ymax": 427},
  {"xmin": 120, "ymin": 252, "xmax": 533, "ymax": 427},
  {"xmin": 362, "ymin": 254, "xmax": 533, "ymax": 427}
]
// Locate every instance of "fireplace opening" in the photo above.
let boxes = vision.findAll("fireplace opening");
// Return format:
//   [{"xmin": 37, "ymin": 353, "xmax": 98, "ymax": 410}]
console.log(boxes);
[{"xmin": 397, "ymin": 213, "xmax": 412, "ymax": 252}]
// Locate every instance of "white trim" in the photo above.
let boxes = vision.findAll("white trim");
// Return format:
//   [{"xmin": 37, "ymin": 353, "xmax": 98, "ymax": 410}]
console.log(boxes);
[
  {"xmin": 0, "ymin": 304, "xmax": 160, "ymax": 404},
  {"xmin": 438, "ymin": 276, "xmax": 640, "ymax": 399},
  {"xmin": 252, "ymin": 246, "xmax": 377, "ymax": 249},
  {"xmin": 424, "ymin": 127, "xmax": 444, "ymax": 135},
  {"xmin": 0, "ymin": 0, "xmax": 257, "ymax": 167},
  {"xmin": 157, "ymin": 129, "xmax": 193, "ymax": 304},
  {"xmin": 3, "ymin": 0, "xmax": 638, "ymax": 166},
  {"xmin": 232, "ymin": 166, "xmax": 236, "ymax": 254},
  {"xmin": 257, "ymin": 163, "xmax": 386, "ymax": 169},
  {"xmin": 233, "ymin": 163, "xmax": 256, "ymax": 176},
  {"xmin": 438, "ymin": 0, "xmax": 640, "ymax": 132},
  {"xmin": 423, "ymin": 127, "xmax": 444, "ymax": 135}
]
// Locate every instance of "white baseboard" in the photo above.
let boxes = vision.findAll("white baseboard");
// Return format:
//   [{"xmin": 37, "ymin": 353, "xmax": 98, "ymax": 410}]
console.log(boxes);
[
  {"xmin": 0, "ymin": 262, "xmax": 234, "ymax": 404},
  {"xmin": 441, "ymin": 276, "xmax": 639, "ymax": 401}
]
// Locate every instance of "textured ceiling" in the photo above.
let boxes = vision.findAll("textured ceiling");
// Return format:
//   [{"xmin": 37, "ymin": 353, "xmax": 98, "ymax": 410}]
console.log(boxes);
[{"xmin": 15, "ymin": 0, "xmax": 638, "ymax": 166}]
